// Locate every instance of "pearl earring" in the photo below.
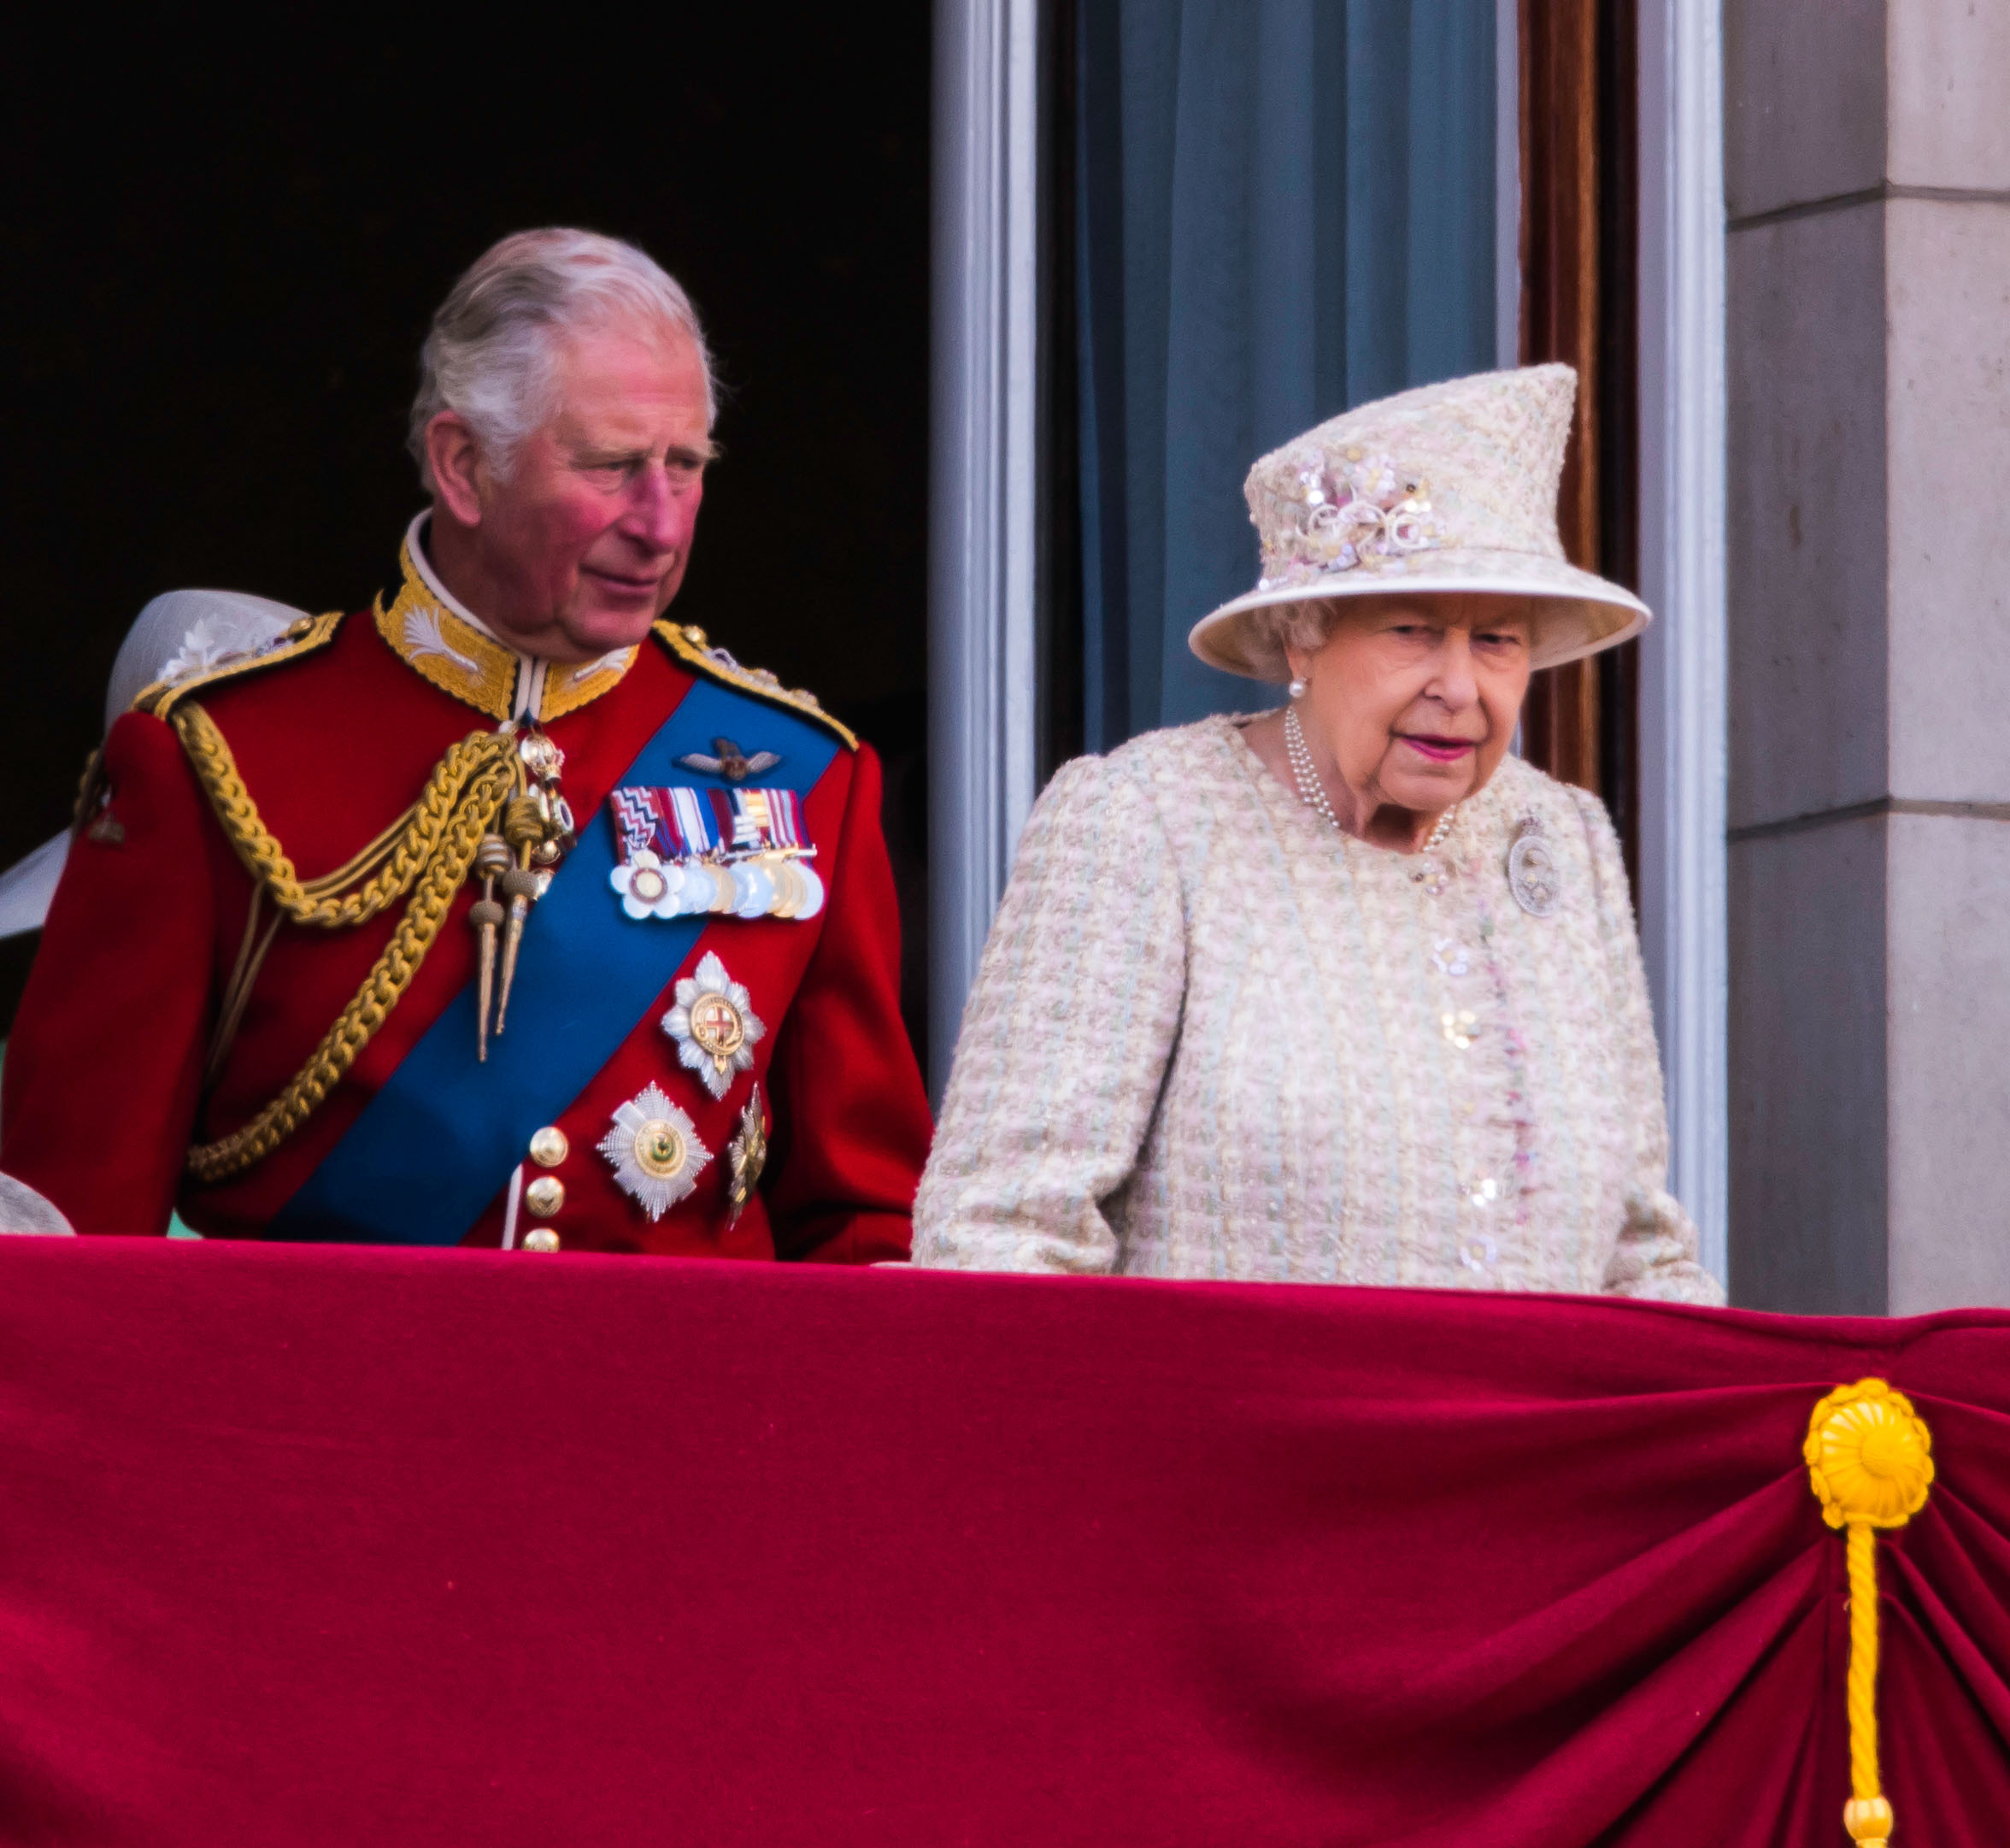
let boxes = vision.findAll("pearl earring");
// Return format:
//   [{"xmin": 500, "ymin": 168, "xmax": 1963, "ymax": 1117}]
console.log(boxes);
[{"xmin": 1287, "ymin": 677, "xmax": 1307, "ymax": 699}]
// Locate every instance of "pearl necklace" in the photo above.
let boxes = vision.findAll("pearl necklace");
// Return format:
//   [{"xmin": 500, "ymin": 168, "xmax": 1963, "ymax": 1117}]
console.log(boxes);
[{"xmin": 1284, "ymin": 704, "xmax": 1458, "ymax": 852}]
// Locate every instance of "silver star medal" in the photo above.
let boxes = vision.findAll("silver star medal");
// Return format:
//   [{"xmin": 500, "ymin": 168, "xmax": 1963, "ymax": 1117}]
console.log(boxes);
[
  {"xmin": 598, "ymin": 1083, "xmax": 712, "ymax": 1220},
  {"xmin": 662, "ymin": 950, "xmax": 766, "ymax": 1099},
  {"xmin": 1507, "ymin": 816, "xmax": 1561, "ymax": 918}
]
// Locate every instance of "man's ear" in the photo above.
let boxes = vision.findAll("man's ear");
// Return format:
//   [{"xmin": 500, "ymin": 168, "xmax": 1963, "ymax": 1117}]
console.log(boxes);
[{"xmin": 426, "ymin": 412, "xmax": 486, "ymax": 527}]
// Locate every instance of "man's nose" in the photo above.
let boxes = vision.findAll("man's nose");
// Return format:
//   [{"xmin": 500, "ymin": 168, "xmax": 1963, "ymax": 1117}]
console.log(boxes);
[{"xmin": 620, "ymin": 463, "xmax": 685, "ymax": 552}]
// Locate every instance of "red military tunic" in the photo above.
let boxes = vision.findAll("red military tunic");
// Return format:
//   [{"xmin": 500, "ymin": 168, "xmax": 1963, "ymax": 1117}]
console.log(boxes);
[{"xmin": 1, "ymin": 536, "xmax": 932, "ymax": 1257}]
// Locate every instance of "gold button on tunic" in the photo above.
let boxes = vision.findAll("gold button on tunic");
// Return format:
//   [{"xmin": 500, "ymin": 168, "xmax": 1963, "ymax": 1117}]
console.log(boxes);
[
  {"xmin": 528, "ymin": 1127, "xmax": 569, "ymax": 1168},
  {"xmin": 525, "ymin": 1175, "xmax": 565, "ymax": 1218}
]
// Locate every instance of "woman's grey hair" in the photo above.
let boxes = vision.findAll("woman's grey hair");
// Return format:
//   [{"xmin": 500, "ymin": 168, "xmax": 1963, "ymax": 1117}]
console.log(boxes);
[
  {"xmin": 1240, "ymin": 598, "xmax": 1343, "ymax": 680},
  {"xmin": 408, "ymin": 227, "xmax": 719, "ymax": 490}
]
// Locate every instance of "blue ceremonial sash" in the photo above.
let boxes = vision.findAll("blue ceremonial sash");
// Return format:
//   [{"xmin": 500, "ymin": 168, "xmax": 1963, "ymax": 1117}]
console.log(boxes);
[{"xmin": 268, "ymin": 679, "xmax": 843, "ymax": 1245}]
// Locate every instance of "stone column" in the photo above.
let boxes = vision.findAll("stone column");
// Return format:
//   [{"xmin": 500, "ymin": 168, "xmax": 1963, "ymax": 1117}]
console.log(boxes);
[{"xmin": 1725, "ymin": 1, "xmax": 2010, "ymax": 1311}]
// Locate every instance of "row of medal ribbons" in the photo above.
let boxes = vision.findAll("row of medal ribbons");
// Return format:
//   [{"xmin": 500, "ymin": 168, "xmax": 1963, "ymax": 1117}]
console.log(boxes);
[{"xmin": 606, "ymin": 786, "xmax": 826, "ymax": 922}]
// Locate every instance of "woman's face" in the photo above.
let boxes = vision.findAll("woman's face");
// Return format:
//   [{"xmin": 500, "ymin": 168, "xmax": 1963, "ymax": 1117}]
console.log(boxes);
[{"xmin": 1287, "ymin": 596, "xmax": 1535, "ymax": 817}]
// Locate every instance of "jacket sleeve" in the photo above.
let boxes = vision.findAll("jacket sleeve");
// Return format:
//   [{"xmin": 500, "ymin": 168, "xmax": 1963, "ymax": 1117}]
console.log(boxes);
[
  {"xmin": 913, "ymin": 755, "xmax": 1188, "ymax": 1275},
  {"xmin": 1, "ymin": 713, "xmax": 218, "ymax": 1235},
  {"xmin": 761, "ymin": 744, "xmax": 933, "ymax": 1263},
  {"xmin": 1570, "ymin": 787, "xmax": 1725, "ymax": 1306}
]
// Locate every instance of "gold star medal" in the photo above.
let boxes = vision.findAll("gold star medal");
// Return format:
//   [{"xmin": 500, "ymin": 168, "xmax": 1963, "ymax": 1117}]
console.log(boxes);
[
  {"xmin": 597, "ymin": 1083, "xmax": 712, "ymax": 1220},
  {"xmin": 661, "ymin": 950, "xmax": 766, "ymax": 1100},
  {"xmin": 725, "ymin": 1084, "xmax": 769, "ymax": 1227}
]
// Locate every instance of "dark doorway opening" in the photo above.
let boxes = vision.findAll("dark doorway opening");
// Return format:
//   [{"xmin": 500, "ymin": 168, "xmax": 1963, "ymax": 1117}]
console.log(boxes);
[
  {"xmin": 0, "ymin": 14, "xmax": 934, "ymax": 1067},
  {"xmin": 1516, "ymin": 0, "xmax": 1641, "ymax": 886}
]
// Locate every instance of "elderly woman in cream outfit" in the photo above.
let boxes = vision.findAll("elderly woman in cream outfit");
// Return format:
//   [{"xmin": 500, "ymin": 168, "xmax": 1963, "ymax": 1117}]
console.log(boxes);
[{"xmin": 914, "ymin": 364, "xmax": 1720, "ymax": 1303}]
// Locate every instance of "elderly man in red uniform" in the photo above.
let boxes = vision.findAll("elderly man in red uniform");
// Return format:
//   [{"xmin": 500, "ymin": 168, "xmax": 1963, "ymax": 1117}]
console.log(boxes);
[{"xmin": 1, "ymin": 228, "xmax": 932, "ymax": 1257}]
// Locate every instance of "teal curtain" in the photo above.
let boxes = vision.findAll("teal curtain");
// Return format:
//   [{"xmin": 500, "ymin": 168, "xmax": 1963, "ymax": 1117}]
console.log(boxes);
[{"xmin": 1076, "ymin": 0, "xmax": 1499, "ymax": 745}]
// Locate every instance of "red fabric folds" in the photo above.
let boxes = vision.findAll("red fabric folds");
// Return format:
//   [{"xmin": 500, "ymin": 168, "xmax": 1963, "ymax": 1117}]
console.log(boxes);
[{"xmin": 0, "ymin": 1239, "xmax": 2006, "ymax": 1845}]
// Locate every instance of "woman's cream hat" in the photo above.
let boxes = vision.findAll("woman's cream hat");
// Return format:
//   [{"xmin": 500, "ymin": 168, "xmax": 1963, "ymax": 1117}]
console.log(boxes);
[{"xmin": 1188, "ymin": 362, "xmax": 1648, "ymax": 679}]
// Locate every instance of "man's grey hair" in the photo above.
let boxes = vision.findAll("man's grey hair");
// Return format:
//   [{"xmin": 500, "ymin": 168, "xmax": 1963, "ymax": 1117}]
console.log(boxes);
[{"xmin": 408, "ymin": 227, "xmax": 719, "ymax": 490}]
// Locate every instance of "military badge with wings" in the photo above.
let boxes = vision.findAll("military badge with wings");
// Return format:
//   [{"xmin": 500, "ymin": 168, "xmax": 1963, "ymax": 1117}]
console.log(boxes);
[{"xmin": 674, "ymin": 737, "xmax": 783, "ymax": 782}]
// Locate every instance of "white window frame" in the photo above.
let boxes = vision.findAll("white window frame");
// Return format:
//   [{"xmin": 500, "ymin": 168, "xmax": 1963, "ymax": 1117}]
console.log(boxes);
[
  {"xmin": 928, "ymin": 0, "xmax": 1042, "ymax": 1100},
  {"xmin": 1637, "ymin": 0, "xmax": 1730, "ymax": 1284}
]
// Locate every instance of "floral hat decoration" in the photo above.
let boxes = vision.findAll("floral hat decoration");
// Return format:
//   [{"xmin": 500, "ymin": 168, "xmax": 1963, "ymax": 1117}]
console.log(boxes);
[{"xmin": 1187, "ymin": 363, "xmax": 1649, "ymax": 680}]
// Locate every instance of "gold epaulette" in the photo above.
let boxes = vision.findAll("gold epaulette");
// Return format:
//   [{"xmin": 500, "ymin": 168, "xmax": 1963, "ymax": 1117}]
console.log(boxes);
[
  {"xmin": 133, "ymin": 610, "xmax": 348, "ymax": 720},
  {"xmin": 653, "ymin": 622, "xmax": 858, "ymax": 750}
]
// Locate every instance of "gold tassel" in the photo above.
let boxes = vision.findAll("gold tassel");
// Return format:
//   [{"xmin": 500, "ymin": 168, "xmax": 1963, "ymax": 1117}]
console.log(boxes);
[
  {"xmin": 493, "ymin": 794, "xmax": 548, "ymax": 1039},
  {"xmin": 469, "ymin": 833, "xmax": 512, "ymax": 1061},
  {"xmin": 1805, "ymin": 1380, "xmax": 1936, "ymax": 1848}
]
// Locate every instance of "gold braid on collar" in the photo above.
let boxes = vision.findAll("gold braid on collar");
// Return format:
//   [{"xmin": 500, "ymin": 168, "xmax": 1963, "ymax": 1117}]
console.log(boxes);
[{"xmin": 378, "ymin": 542, "xmax": 638, "ymax": 723}]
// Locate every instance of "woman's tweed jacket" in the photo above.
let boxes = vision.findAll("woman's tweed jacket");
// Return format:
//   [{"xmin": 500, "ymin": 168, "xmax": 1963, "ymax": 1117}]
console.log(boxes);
[{"xmin": 914, "ymin": 716, "xmax": 1723, "ymax": 1303}]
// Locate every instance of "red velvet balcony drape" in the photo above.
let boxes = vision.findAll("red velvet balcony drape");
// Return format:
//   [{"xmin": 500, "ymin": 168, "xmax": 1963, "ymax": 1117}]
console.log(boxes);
[{"xmin": 1, "ymin": 1239, "xmax": 2006, "ymax": 1845}]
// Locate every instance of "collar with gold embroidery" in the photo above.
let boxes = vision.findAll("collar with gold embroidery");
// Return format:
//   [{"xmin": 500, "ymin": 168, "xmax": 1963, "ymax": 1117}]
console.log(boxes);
[{"xmin": 375, "ymin": 522, "xmax": 638, "ymax": 725}]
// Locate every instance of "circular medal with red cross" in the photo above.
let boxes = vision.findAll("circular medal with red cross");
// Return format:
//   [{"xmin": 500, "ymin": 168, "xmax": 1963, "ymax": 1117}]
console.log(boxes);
[{"xmin": 661, "ymin": 950, "xmax": 767, "ymax": 1100}]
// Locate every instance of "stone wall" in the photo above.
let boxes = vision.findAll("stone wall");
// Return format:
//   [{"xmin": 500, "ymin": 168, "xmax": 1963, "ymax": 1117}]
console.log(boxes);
[{"xmin": 1725, "ymin": 0, "xmax": 2010, "ymax": 1310}]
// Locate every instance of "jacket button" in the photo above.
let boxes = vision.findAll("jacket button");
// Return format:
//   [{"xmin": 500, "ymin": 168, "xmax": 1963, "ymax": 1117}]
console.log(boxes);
[
  {"xmin": 525, "ymin": 1175, "xmax": 565, "ymax": 1217},
  {"xmin": 528, "ymin": 1127, "xmax": 569, "ymax": 1168},
  {"xmin": 521, "ymin": 1227, "xmax": 561, "ymax": 1254}
]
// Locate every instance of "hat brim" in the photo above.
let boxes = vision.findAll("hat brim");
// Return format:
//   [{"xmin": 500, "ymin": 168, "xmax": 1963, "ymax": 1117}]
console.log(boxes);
[{"xmin": 1188, "ymin": 548, "xmax": 1649, "ymax": 679}]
